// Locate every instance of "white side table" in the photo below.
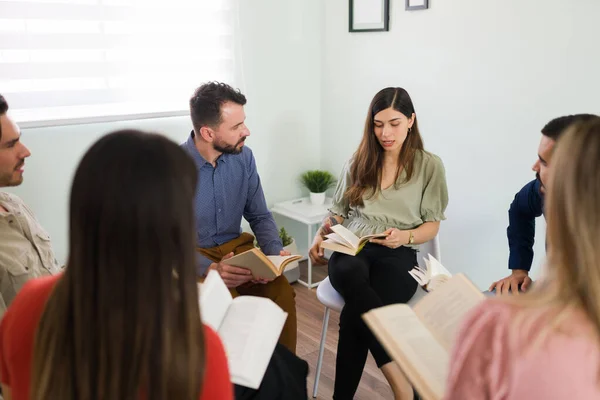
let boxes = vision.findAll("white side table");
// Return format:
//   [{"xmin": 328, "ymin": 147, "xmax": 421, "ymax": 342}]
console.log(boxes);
[{"xmin": 271, "ymin": 197, "xmax": 332, "ymax": 288}]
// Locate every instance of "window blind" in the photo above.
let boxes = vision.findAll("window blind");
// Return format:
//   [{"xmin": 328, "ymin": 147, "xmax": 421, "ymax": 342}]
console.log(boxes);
[{"xmin": 0, "ymin": 0, "xmax": 235, "ymax": 127}]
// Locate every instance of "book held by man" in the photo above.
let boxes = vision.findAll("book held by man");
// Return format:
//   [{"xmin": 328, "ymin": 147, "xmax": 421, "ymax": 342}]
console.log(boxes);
[
  {"xmin": 408, "ymin": 254, "xmax": 452, "ymax": 292},
  {"xmin": 363, "ymin": 274, "xmax": 484, "ymax": 400},
  {"xmin": 320, "ymin": 224, "xmax": 388, "ymax": 256},
  {"xmin": 199, "ymin": 270, "xmax": 288, "ymax": 389},
  {"xmin": 223, "ymin": 248, "xmax": 302, "ymax": 280}
]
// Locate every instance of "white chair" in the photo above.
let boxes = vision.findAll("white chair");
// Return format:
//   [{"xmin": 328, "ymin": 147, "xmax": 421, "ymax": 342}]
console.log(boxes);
[{"xmin": 311, "ymin": 235, "xmax": 441, "ymax": 398}]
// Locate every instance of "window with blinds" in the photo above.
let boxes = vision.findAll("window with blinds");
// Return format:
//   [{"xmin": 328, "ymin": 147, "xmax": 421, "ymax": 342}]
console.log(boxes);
[{"xmin": 0, "ymin": 0, "xmax": 235, "ymax": 127}]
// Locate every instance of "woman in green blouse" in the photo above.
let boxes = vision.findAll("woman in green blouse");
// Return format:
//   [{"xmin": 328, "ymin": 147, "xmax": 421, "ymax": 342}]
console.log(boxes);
[{"xmin": 309, "ymin": 87, "xmax": 448, "ymax": 399}]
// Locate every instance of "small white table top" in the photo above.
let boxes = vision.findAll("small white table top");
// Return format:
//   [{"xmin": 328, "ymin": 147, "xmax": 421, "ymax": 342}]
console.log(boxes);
[{"xmin": 271, "ymin": 197, "xmax": 333, "ymax": 225}]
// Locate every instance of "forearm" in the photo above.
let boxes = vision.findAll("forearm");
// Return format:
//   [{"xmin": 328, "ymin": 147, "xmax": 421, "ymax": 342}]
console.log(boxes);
[
  {"xmin": 408, "ymin": 221, "xmax": 440, "ymax": 245},
  {"xmin": 507, "ymin": 218, "xmax": 535, "ymax": 271},
  {"xmin": 315, "ymin": 213, "xmax": 345, "ymax": 240},
  {"xmin": 248, "ymin": 215, "xmax": 283, "ymax": 255},
  {"xmin": 506, "ymin": 180, "xmax": 541, "ymax": 271},
  {"xmin": 244, "ymin": 158, "xmax": 283, "ymax": 254}
]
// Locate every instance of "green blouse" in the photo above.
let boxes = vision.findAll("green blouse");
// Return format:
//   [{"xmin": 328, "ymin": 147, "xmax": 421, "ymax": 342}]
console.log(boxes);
[{"xmin": 329, "ymin": 150, "xmax": 449, "ymax": 248}]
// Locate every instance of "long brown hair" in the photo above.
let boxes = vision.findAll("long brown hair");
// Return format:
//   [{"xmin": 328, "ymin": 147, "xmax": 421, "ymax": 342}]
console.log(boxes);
[
  {"xmin": 508, "ymin": 117, "xmax": 600, "ymax": 348},
  {"xmin": 346, "ymin": 87, "xmax": 424, "ymax": 207},
  {"xmin": 31, "ymin": 130, "xmax": 205, "ymax": 400}
]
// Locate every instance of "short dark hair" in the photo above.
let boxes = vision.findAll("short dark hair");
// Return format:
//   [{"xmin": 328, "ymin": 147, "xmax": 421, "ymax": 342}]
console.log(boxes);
[
  {"xmin": 0, "ymin": 94, "xmax": 8, "ymax": 141},
  {"xmin": 542, "ymin": 114, "xmax": 598, "ymax": 141},
  {"xmin": 189, "ymin": 82, "xmax": 246, "ymax": 134}
]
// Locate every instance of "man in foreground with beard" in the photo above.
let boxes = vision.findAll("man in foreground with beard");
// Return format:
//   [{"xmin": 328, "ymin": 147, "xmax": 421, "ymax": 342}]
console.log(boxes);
[
  {"xmin": 0, "ymin": 94, "xmax": 62, "ymax": 319},
  {"xmin": 182, "ymin": 82, "xmax": 307, "ymax": 399},
  {"xmin": 489, "ymin": 113, "xmax": 597, "ymax": 295},
  {"xmin": 181, "ymin": 82, "xmax": 297, "ymax": 354}
]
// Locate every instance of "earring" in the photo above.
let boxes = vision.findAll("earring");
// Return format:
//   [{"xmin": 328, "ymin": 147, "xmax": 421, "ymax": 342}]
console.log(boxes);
[{"xmin": 408, "ymin": 127, "xmax": 412, "ymax": 133}]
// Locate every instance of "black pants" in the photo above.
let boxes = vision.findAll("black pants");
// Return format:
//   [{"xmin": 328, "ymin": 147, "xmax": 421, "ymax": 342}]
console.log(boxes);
[
  {"xmin": 328, "ymin": 243, "xmax": 418, "ymax": 399},
  {"xmin": 234, "ymin": 343, "xmax": 309, "ymax": 400}
]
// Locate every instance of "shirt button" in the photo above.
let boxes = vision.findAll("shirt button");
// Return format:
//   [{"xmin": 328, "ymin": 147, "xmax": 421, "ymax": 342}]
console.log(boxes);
[{"xmin": 218, "ymin": 209, "xmax": 222, "ymax": 212}]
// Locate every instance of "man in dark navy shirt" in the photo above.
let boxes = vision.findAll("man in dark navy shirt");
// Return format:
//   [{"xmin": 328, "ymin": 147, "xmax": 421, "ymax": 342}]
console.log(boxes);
[{"xmin": 490, "ymin": 114, "xmax": 598, "ymax": 295}]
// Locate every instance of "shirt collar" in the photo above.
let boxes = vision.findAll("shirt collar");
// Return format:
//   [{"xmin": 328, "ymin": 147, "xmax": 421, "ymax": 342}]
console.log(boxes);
[
  {"xmin": 0, "ymin": 192, "xmax": 16, "ymax": 216},
  {"xmin": 184, "ymin": 131, "xmax": 229, "ymax": 167}
]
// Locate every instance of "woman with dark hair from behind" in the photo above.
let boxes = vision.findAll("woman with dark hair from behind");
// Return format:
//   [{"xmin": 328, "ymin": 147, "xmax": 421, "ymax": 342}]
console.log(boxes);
[
  {"xmin": 309, "ymin": 87, "xmax": 448, "ymax": 399},
  {"xmin": 0, "ymin": 130, "xmax": 232, "ymax": 400}
]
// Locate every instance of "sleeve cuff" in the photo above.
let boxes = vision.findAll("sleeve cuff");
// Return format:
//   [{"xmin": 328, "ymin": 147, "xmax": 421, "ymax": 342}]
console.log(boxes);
[
  {"xmin": 508, "ymin": 263, "xmax": 532, "ymax": 272},
  {"xmin": 196, "ymin": 253, "xmax": 214, "ymax": 277},
  {"xmin": 421, "ymin": 210, "xmax": 446, "ymax": 222},
  {"xmin": 262, "ymin": 242, "xmax": 284, "ymax": 256},
  {"xmin": 508, "ymin": 253, "xmax": 533, "ymax": 272}
]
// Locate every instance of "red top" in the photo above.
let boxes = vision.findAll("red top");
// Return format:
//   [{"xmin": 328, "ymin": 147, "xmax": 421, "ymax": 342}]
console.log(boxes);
[{"xmin": 0, "ymin": 275, "xmax": 232, "ymax": 400}]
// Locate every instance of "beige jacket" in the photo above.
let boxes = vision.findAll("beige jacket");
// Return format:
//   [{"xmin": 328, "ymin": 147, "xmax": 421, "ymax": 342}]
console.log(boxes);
[{"xmin": 0, "ymin": 192, "xmax": 62, "ymax": 318}]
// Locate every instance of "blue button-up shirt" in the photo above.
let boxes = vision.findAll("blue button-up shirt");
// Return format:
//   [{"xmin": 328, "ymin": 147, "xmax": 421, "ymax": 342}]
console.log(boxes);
[
  {"xmin": 182, "ymin": 133, "xmax": 283, "ymax": 276},
  {"xmin": 506, "ymin": 179, "xmax": 544, "ymax": 271}
]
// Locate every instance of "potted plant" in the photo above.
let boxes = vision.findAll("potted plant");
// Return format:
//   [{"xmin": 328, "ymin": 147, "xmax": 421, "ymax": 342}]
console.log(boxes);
[
  {"xmin": 299, "ymin": 170, "xmax": 337, "ymax": 205},
  {"xmin": 280, "ymin": 226, "xmax": 294, "ymax": 249},
  {"xmin": 279, "ymin": 227, "xmax": 300, "ymax": 283},
  {"xmin": 252, "ymin": 227, "xmax": 300, "ymax": 283}
]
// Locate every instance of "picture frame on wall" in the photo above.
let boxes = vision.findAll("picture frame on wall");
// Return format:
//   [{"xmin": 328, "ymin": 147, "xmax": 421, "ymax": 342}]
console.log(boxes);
[
  {"xmin": 349, "ymin": 0, "xmax": 390, "ymax": 32},
  {"xmin": 406, "ymin": 0, "xmax": 429, "ymax": 11}
]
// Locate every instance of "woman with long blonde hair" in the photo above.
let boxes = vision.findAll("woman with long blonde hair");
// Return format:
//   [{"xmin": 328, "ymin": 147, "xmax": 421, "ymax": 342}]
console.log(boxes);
[{"xmin": 445, "ymin": 117, "xmax": 600, "ymax": 399}]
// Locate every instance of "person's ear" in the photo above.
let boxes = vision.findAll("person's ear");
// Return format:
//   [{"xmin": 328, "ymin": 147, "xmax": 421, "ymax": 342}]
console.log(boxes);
[
  {"xmin": 408, "ymin": 113, "xmax": 416, "ymax": 129},
  {"xmin": 199, "ymin": 126, "xmax": 214, "ymax": 142}
]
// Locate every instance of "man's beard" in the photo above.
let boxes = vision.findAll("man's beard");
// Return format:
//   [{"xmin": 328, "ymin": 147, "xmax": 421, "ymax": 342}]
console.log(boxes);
[
  {"xmin": 536, "ymin": 172, "xmax": 545, "ymax": 192},
  {"xmin": 213, "ymin": 138, "xmax": 246, "ymax": 155},
  {"xmin": 0, "ymin": 161, "xmax": 24, "ymax": 187}
]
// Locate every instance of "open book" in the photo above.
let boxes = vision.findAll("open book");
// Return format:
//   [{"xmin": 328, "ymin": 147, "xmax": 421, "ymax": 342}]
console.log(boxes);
[
  {"xmin": 363, "ymin": 274, "xmax": 484, "ymax": 400},
  {"xmin": 224, "ymin": 248, "xmax": 302, "ymax": 280},
  {"xmin": 320, "ymin": 224, "xmax": 388, "ymax": 256},
  {"xmin": 408, "ymin": 254, "xmax": 452, "ymax": 292},
  {"xmin": 199, "ymin": 270, "xmax": 287, "ymax": 389}
]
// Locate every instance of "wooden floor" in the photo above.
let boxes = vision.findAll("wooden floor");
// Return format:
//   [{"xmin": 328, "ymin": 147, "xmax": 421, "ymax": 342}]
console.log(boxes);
[{"xmin": 293, "ymin": 261, "xmax": 393, "ymax": 400}]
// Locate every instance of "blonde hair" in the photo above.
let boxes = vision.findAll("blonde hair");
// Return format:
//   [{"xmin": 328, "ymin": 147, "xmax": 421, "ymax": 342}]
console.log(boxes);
[{"xmin": 506, "ymin": 117, "xmax": 600, "ymax": 348}]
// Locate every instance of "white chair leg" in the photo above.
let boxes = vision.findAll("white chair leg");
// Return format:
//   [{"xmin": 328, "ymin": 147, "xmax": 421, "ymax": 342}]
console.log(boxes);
[
  {"xmin": 432, "ymin": 233, "xmax": 441, "ymax": 262},
  {"xmin": 312, "ymin": 306, "xmax": 330, "ymax": 398}
]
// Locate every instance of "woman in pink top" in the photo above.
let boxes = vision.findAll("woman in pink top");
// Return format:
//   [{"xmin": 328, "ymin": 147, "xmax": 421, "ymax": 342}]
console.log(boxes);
[{"xmin": 445, "ymin": 117, "xmax": 600, "ymax": 399}]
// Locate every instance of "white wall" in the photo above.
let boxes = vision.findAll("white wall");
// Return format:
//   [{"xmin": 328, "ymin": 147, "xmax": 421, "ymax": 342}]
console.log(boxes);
[
  {"xmin": 321, "ymin": 0, "xmax": 600, "ymax": 288},
  {"xmin": 7, "ymin": 0, "xmax": 600, "ymax": 288},
  {"xmin": 6, "ymin": 0, "xmax": 323, "ymax": 264}
]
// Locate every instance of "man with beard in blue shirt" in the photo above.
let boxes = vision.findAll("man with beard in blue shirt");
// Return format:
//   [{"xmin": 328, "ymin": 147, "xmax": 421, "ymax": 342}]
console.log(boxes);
[{"xmin": 181, "ymin": 82, "xmax": 297, "ymax": 353}]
